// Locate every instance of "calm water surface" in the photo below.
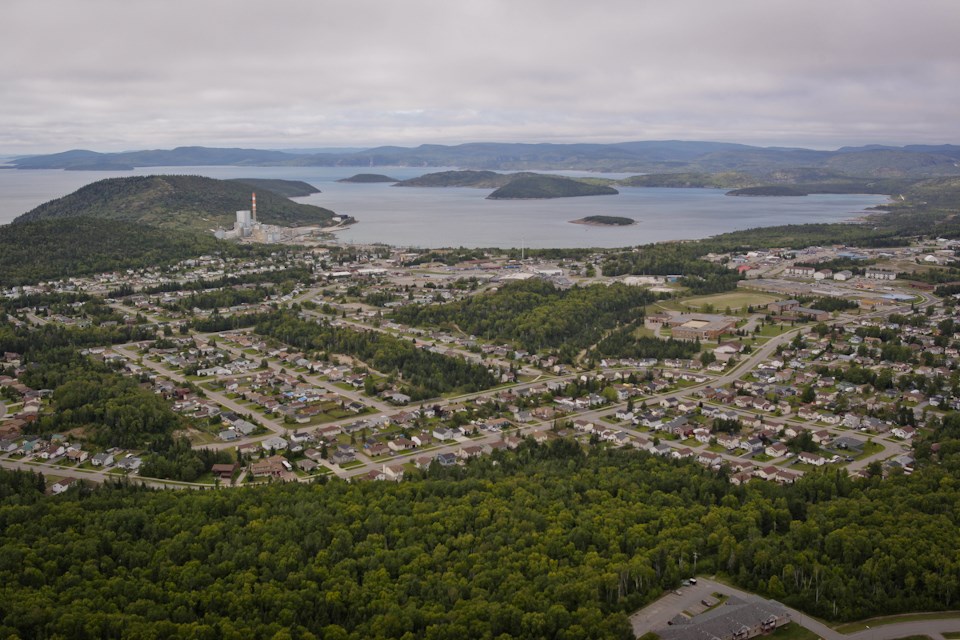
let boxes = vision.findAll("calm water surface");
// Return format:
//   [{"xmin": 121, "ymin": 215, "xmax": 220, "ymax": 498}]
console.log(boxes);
[{"xmin": 0, "ymin": 165, "xmax": 889, "ymax": 248}]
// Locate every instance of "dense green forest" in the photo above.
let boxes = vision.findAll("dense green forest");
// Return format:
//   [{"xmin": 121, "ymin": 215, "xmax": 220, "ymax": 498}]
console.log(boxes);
[
  {"xmin": 3, "ymin": 438, "xmax": 960, "ymax": 639},
  {"xmin": 230, "ymin": 178, "xmax": 321, "ymax": 198},
  {"xmin": 253, "ymin": 311, "xmax": 497, "ymax": 400},
  {"xmin": 394, "ymin": 170, "xmax": 515, "ymax": 188},
  {"xmin": 0, "ymin": 217, "xmax": 228, "ymax": 287},
  {"xmin": 592, "ymin": 327, "xmax": 701, "ymax": 360},
  {"xmin": 392, "ymin": 280, "xmax": 655, "ymax": 360}
]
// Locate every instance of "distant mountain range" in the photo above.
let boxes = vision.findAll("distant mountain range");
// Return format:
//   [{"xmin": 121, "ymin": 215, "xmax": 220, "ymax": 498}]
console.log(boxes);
[{"xmin": 11, "ymin": 141, "xmax": 960, "ymax": 178}]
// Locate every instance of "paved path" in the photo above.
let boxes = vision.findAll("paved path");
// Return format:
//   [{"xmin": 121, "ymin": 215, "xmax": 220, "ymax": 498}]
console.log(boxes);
[{"xmin": 630, "ymin": 576, "xmax": 960, "ymax": 639}]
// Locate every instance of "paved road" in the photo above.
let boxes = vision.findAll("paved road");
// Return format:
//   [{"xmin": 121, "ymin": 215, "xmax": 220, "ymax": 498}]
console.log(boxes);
[
  {"xmin": 113, "ymin": 345, "xmax": 288, "ymax": 439},
  {"xmin": 630, "ymin": 576, "xmax": 960, "ymax": 639},
  {"xmin": 0, "ymin": 454, "xmax": 204, "ymax": 490}
]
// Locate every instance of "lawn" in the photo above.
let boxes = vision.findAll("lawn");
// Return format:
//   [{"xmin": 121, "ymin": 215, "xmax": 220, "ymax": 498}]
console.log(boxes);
[{"xmin": 766, "ymin": 624, "xmax": 819, "ymax": 640}]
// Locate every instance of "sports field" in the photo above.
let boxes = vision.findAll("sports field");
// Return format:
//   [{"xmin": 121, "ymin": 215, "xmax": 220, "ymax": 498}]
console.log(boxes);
[{"xmin": 680, "ymin": 291, "xmax": 782, "ymax": 312}]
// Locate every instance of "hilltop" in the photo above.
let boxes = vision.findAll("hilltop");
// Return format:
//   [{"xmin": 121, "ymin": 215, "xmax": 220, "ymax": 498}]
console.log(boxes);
[
  {"xmin": 230, "ymin": 178, "xmax": 320, "ymax": 197},
  {"xmin": 393, "ymin": 170, "xmax": 519, "ymax": 188},
  {"xmin": 487, "ymin": 175, "xmax": 619, "ymax": 199},
  {"xmin": 337, "ymin": 173, "xmax": 399, "ymax": 183},
  {"xmin": 14, "ymin": 175, "xmax": 338, "ymax": 234}
]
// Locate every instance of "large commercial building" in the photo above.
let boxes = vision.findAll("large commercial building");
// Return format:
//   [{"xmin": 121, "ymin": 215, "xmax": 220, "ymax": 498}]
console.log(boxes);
[{"xmin": 646, "ymin": 311, "xmax": 738, "ymax": 341}]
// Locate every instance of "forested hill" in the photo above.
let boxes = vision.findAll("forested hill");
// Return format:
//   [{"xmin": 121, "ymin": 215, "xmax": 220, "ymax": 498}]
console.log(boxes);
[
  {"xmin": 0, "ymin": 217, "xmax": 227, "ymax": 287},
  {"xmin": 3, "ymin": 438, "xmax": 960, "ymax": 638},
  {"xmin": 487, "ymin": 175, "xmax": 618, "ymax": 199},
  {"xmin": 13, "ymin": 175, "xmax": 337, "ymax": 233},
  {"xmin": 394, "ymin": 170, "xmax": 519, "ymax": 188},
  {"xmin": 230, "ymin": 178, "xmax": 321, "ymax": 197}
]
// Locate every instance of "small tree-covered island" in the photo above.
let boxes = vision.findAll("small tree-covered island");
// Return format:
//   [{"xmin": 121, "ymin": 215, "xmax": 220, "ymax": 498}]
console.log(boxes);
[{"xmin": 5, "ymin": 141, "xmax": 960, "ymax": 639}]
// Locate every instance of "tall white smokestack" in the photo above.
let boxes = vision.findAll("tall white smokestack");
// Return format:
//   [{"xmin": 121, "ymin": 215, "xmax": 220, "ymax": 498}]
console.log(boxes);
[{"xmin": 252, "ymin": 192, "xmax": 257, "ymax": 222}]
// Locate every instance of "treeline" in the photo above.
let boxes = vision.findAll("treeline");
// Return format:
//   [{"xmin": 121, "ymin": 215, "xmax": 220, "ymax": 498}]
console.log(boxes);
[
  {"xmin": 796, "ymin": 296, "xmax": 860, "ymax": 312},
  {"xmin": 392, "ymin": 280, "xmax": 656, "ymax": 360},
  {"xmin": 5, "ymin": 438, "xmax": 960, "ymax": 638},
  {"xmin": 0, "ymin": 291, "xmax": 91, "ymax": 314},
  {"xmin": 162, "ymin": 286, "xmax": 275, "ymax": 311},
  {"xmin": 140, "ymin": 438, "xmax": 233, "ymax": 482},
  {"xmin": 405, "ymin": 248, "xmax": 491, "ymax": 266},
  {"xmin": 254, "ymin": 311, "xmax": 497, "ymax": 400},
  {"xmin": 593, "ymin": 326, "xmax": 700, "ymax": 360},
  {"xmin": 0, "ymin": 321, "xmax": 155, "ymax": 362}
]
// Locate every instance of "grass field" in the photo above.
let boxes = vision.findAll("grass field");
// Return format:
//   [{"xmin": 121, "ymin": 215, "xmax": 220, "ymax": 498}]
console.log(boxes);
[{"xmin": 680, "ymin": 291, "xmax": 782, "ymax": 312}]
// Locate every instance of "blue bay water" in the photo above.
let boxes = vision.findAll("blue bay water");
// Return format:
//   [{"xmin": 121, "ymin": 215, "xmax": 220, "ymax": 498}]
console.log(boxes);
[{"xmin": 0, "ymin": 165, "xmax": 889, "ymax": 249}]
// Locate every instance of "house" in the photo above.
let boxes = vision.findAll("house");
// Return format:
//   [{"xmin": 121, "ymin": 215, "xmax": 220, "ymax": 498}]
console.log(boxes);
[
  {"xmin": 388, "ymin": 437, "xmax": 414, "ymax": 452},
  {"xmin": 697, "ymin": 451, "xmax": 722, "ymax": 467},
  {"xmin": 297, "ymin": 458, "xmax": 319, "ymax": 473},
  {"xmin": 261, "ymin": 436, "xmax": 288, "ymax": 452},
  {"xmin": 388, "ymin": 392, "xmax": 411, "ymax": 405},
  {"xmin": 381, "ymin": 464, "xmax": 404, "ymax": 482},
  {"xmin": 330, "ymin": 445, "xmax": 356, "ymax": 465},
  {"xmin": 766, "ymin": 442, "xmax": 789, "ymax": 458},
  {"xmin": 116, "ymin": 455, "xmax": 142, "ymax": 472},
  {"xmin": 671, "ymin": 447, "xmax": 695, "ymax": 460},
  {"xmin": 64, "ymin": 448, "xmax": 88, "ymax": 464},
  {"xmin": 250, "ymin": 455, "xmax": 291, "ymax": 477},
  {"xmin": 436, "ymin": 452, "xmax": 458, "ymax": 466},
  {"xmin": 798, "ymin": 451, "xmax": 827, "ymax": 466},
  {"xmin": 892, "ymin": 426, "xmax": 916, "ymax": 439},
  {"xmin": 811, "ymin": 430, "xmax": 832, "ymax": 446},
  {"xmin": 211, "ymin": 463, "xmax": 238, "ymax": 481},
  {"xmin": 50, "ymin": 477, "xmax": 79, "ymax": 494},
  {"xmin": 433, "ymin": 427, "xmax": 457, "ymax": 441},
  {"xmin": 89, "ymin": 451, "xmax": 114, "ymax": 467}
]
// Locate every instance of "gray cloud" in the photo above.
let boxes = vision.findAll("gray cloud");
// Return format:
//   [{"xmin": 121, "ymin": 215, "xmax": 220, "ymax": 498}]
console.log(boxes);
[{"xmin": 2, "ymin": 0, "xmax": 959, "ymax": 153}]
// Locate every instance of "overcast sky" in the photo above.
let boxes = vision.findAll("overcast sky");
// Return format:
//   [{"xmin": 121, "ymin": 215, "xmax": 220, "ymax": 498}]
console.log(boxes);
[{"xmin": 2, "ymin": 0, "xmax": 958, "ymax": 154}]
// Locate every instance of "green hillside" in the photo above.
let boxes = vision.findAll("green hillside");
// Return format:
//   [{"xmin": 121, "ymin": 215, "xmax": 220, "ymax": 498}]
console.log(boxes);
[
  {"xmin": 337, "ymin": 173, "xmax": 400, "ymax": 183},
  {"xmin": 230, "ymin": 178, "xmax": 320, "ymax": 197},
  {"xmin": 394, "ymin": 169, "xmax": 519, "ymax": 188},
  {"xmin": 487, "ymin": 175, "xmax": 619, "ymax": 199},
  {"xmin": 618, "ymin": 172, "xmax": 757, "ymax": 189},
  {"xmin": 727, "ymin": 185, "xmax": 809, "ymax": 196},
  {"xmin": 0, "ymin": 217, "xmax": 229, "ymax": 287},
  {"xmin": 14, "ymin": 175, "xmax": 338, "ymax": 233}
]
